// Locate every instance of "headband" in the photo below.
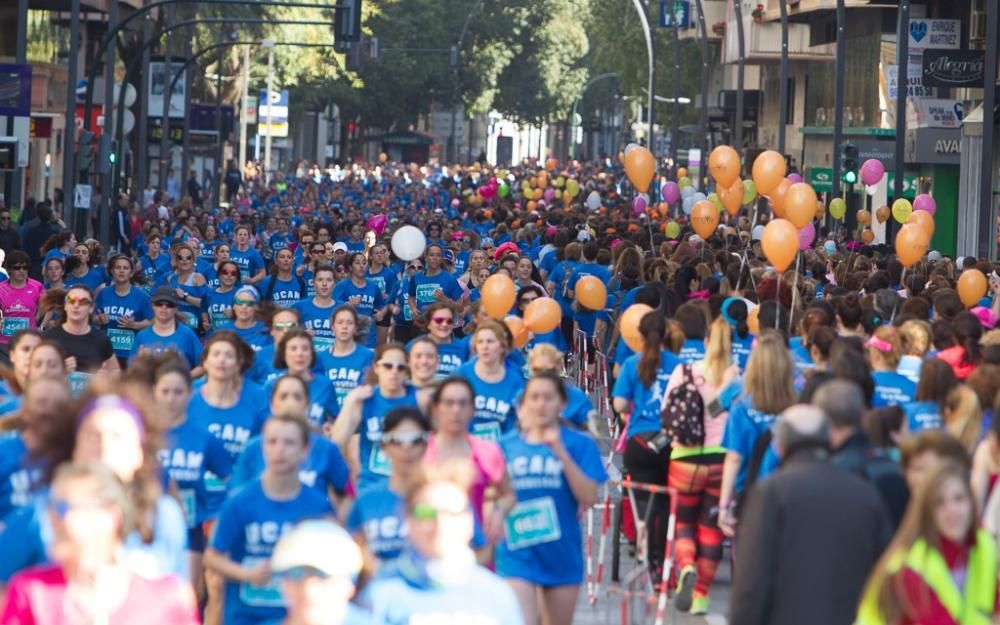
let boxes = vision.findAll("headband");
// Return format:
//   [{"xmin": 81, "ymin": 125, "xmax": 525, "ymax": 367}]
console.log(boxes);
[
  {"xmin": 76, "ymin": 395, "xmax": 145, "ymax": 439},
  {"xmin": 234, "ymin": 285, "xmax": 260, "ymax": 301},
  {"xmin": 865, "ymin": 337, "xmax": 894, "ymax": 353}
]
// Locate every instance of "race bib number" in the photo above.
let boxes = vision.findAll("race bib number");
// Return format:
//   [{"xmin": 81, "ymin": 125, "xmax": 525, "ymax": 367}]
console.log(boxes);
[
  {"xmin": 313, "ymin": 336, "xmax": 334, "ymax": 353},
  {"xmin": 67, "ymin": 372, "xmax": 92, "ymax": 397},
  {"xmin": 178, "ymin": 488, "xmax": 197, "ymax": 529},
  {"xmin": 415, "ymin": 283, "xmax": 438, "ymax": 306},
  {"xmin": 205, "ymin": 471, "xmax": 226, "ymax": 493},
  {"xmin": 182, "ymin": 314, "xmax": 199, "ymax": 331},
  {"xmin": 1, "ymin": 317, "xmax": 29, "ymax": 337},
  {"xmin": 239, "ymin": 557, "xmax": 282, "ymax": 607},
  {"xmin": 211, "ymin": 312, "xmax": 229, "ymax": 328},
  {"xmin": 107, "ymin": 328, "xmax": 135, "ymax": 352},
  {"xmin": 505, "ymin": 497, "xmax": 562, "ymax": 550},
  {"xmin": 369, "ymin": 447, "xmax": 392, "ymax": 476},
  {"xmin": 471, "ymin": 421, "xmax": 502, "ymax": 442}
]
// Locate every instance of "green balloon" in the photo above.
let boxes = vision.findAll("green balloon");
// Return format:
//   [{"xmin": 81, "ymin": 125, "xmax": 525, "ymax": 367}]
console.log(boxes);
[
  {"xmin": 664, "ymin": 221, "xmax": 681, "ymax": 239},
  {"xmin": 708, "ymin": 193, "xmax": 723, "ymax": 211},
  {"xmin": 829, "ymin": 197, "xmax": 847, "ymax": 220},
  {"xmin": 498, "ymin": 183, "xmax": 510, "ymax": 198},
  {"xmin": 678, "ymin": 176, "xmax": 693, "ymax": 190},
  {"xmin": 742, "ymin": 180, "xmax": 757, "ymax": 205}
]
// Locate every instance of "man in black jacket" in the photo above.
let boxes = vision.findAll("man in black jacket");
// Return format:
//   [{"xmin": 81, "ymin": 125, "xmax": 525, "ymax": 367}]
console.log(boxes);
[
  {"xmin": 729, "ymin": 405, "xmax": 891, "ymax": 625},
  {"xmin": 816, "ymin": 379, "xmax": 909, "ymax": 529},
  {"xmin": 0, "ymin": 208, "xmax": 21, "ymax": 255}
]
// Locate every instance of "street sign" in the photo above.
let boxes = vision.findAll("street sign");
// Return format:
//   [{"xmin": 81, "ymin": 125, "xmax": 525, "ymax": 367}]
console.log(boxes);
[
  {"xmin": 258, "ymin": 122, "xmax": 289, "ymax": 138},
  {"xmin": 659, "ymin": 0, "xmax": 690, "ymax": 29},
  {"xmin": 907, "ymin": 19, "xmax": 960, "ymax": 51},
  {"xmin": 0, "ymin": 64, "xmax": 32, "ymax": 117},
  {"xmin": 74, "ymin": 184, "xmax": 92, "ymax": 210},
  {"xmin": 258, "ymin": 90, "xmax": 289, "ymax": 123},
  {"xmin": 922, "ymin": 50, "xmax": 985, "ymax": 88}
]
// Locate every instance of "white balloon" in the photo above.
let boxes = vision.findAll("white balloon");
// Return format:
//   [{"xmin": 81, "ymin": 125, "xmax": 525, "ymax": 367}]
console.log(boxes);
[
  {"xmin": 391, "ymin": 225, "xmax": 427, "ymax": 261},
  {"xmin": 586, "ymin": 191, "xmax": 601, "ymax": 211},
  {"xmin": 682, "ymin": 196, "xmax": 695, "ymax": 215},
  {"xmin": 692, "ymin": 192, "xmax": 707, "ymax": 203},
  {"xmin": 681, "ymin": 186, "xmax": 695, "ymax": 199},
  {"xmin": 865, "ymin": 184, "xmax": 878, "ymax": 196}
]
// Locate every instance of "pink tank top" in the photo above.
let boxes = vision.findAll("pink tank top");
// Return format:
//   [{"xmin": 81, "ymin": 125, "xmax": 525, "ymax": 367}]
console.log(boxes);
[
  {"xmin": 0, "ymin": 279, "xmax": 44, "ymax": 344},
  {"xmin": 424, "ymin": 435, "xmax": 507, "ymax": 525}
]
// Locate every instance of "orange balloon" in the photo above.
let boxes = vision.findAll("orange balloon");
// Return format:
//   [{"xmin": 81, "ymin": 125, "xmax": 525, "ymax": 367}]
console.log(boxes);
[
  {"xmin": 875, "ymin": 206, "xmax": 890, "ymax": 224},
  {"xmin": 562, "ymin": 190, "xmax": 572, "ymax": 205},
  {"xmin": 691, "ymin": 200, "xmax": 720, "ymax": 239},
  {"xmin": 545, "ymin": 157, "xmax": 558, "ymax": 171},
  {"xmin": 861, "ymin": 229, "xmax": 875, "ymax": 244},
  {"xmin": 760, "ymin": 218, "xmax": 799, "ymax": 272},
  {"xmin": 504, "ymin": 316, "xmax": 530, "ymax": 348},
  {"xmin": 783, "ymin": 182, "xmax": 817, "ymax": 229},
  {"xmin": 709, "ymin": 145, "xmax": 741, "ymax": 187},
  {"xmin": 768, "ymin": 178, "xmax": 792, "ymax": 218},
  {"xmin": 537, "ymin": 171, "xmax": 549, "ymax": 187},
  {"xmin": 751, "ymin": 150, "xmax": 786, "ymax": 195},
  {"xmin": 530, "ymin": 177, "xmax": 539, "ymax": 188},
  {"xmin": 532, "ymin": 188, "xmax": 543, "ymax": 200},
  {"xmin": 857, "ymin": 209, "xmax": 872, "ymax": 226},
  {"xmin": 677, "ymin": 167, "xmax": 688, "ymax": 179},
  {"xmin": 747, "ymin": 306, "xmax": 760, "ymax": 335},
  {"xmin": 523, "ymin": 297, "xmax": 562, "ymax": 333},
  {"xmin": 624, "ymin": 146, "xmax": 656, "ymax": 193},
  {"xmin": 957, "ymin": 269, "xmax": 988, "ymax": 307},
  {"xmin": 576, "ymin": 276, "xmax": 608, "ymax": 311},
  {"xmin": 721, "ymin": 185, "xmax": 743, "ymax": 216},
  {"xmin": 815, "ymin": 200, "xmax": 826, "ymax": 219},
  {"xmin": 619, "ymin": 304, "xmax": 654, "ymax": 352},
  {"xmin": 527, "ymin": 200, "xmax": 537, "ymax": 211},
  {"xmin": 481, "ymin": 274, "xmax": 517, "ymax": 319},
  {"xmin": 895, "ymin": 224, "xmax": 929, "ymax": 267},
  {"xmin": 907, "ymin": 210, "xmax": 935, "ymax": 239}
]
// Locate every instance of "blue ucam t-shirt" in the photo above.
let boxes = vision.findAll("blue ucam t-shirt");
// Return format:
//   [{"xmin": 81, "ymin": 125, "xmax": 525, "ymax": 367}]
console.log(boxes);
[
  {"xmin": 202, "ymin": 287, "xmax": 236, "ymax": 330},
  {"xmin": 346, "ymin": 486, "xmax": 408, "ymax": 562},
  {"xmin": 264, "ymin": 374, "xmax": 340, "ymax": 427},
  {"xmin": 210, "ymin": 480, "xmax": 333, "ymax": 625},
  {"xmin": 407, "ymin": 335, "xmax": 469, "ymax": 378},
  {"xmin": 357, "ymin": 387, "xmax": 420, "ymax": 492},
  {"xmin": 677, "ymin": 338, "xmax": 707, "ymax": 365},
  {"xmin": 496, "ymin": 427, "xmax": 607, "ymax": 586},
  {"xmin": 294, "ymin": 299, "xmax": 337, "ymax": 351},
  {"xmin": 904, "ymin": 400, "xmax": 942, "ymax": 433},
  {"xmin": 65, "ymin": 267, "xmax": 105, "ymax": 291},
  {"xmin": 511, "ymin": 382, "xmax": 594, "ymax": 429},
  {"xmin": 612, "ymin": 350, "xmax": 683, "ymax": 438},
  {"xmin": 130, "ymin": 324, "xmax": 203, "ymax": 368},
  {"xmin": 159, "ymin": 418, "xmax": 234, "ymax": 528},
  {"xmin": 333, "ymin": 279, "xmax": 387, "ymax": 348},
  {"xmin": 454, "ymin": 361, "xmax": 525, "ymax": 442},
  {"xmin": 0, "ymin": 436, "xmax": 42, "ymax": 520},
  {"xmin": 95, "ymin": 285, "xmax": 154, "ymax": 358},
  {"xmin": 407, "ymin": 270, "xmax": 464, "ymax": 315},
  {"xmin": 231, "ymin": 433, "xmax": 350, "ymax": 505},
  {"xmin": 188, "ymin": 381, "xmax": 269, "ymax": 516},
  {"xmin": 721, "ymin": 394, "xmax": 780, "ymax": 492},
  {"xmin": 247, "ymin": 344, "xmax": 279, "ymax": 386},
  {"xmin": 871, "ymin": 371, "xmax": 917, "ymax": 408},
  {"xmin": 229, "ymin": 247, "xmax": 265, "ymax": 282},
  {"xmin": 215, "ymin": 320, "xmax": 271, "ymax": 353},
  {"xmin": 140, "ymin": 253, "xmax": 171, "ymax": 285},
  {"xmin": 731, "ymin": 333, "xmax": 754, "ymax": 371},
  {"xmin": 318, "ymin": 345, "xmax": 375, "ymax": 407},
  {"xmin": 263, "ymin": 275, "xmax": 305, "ymax": 309},
  {"xmin": 367, "ymin": 266, "xmax": 398, "ymax": 305}
]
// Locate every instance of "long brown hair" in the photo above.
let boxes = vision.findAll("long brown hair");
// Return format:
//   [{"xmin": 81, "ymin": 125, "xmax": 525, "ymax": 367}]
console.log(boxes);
[
  {"xmin": 637, "ymin": 311, "xmax": 670, "ymax": 387},
  {"xmin": 743, "ymin": 330, "xmax": 795, "ymax": 415},
  {"xmin": 860, "ymin": 461, "xmax": 975, "ymax": 624}
]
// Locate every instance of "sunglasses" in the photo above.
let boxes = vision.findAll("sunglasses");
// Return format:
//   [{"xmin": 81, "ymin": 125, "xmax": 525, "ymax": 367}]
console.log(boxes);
[
  {"xmin": 431, "ymin": 316, "xmax": 453, "ymax": 325},
  {"xmin": 411, "ymin": 501, "xmax": 469, "ymax": 521},
  {"xmin": 49, "ymin": 498, "xmax": 107, "ymax": 519},
  {"xmin": 275, "ymin": 566, "xmax": 333, "ymax": 582},
  {"xmin": 66, "ymin": 296, "xmax": 92, "ymax": 307},
  {"xmin": 220, "ymin": 269, "xmax": 238, "ymax": 277},
  {"xmin": 382, "ymin": 431, "xmax": 429, "ymax": 447},
  {"xmin": 311, "ymin": 248, "xmax": 326, "ymax": 254},
  {"xmin": 154, "ymin": 300, "xmax": 178, "ymax": 308},
  {"xmin": 408, "ymin": 265, "xmax": 422, "ymax": 271},
  {"xmin": 378, "ymin": 360, "xmax": 409, "ymax": 372},
  {"xmin": 274, "ymin": 321, "xmax": 298, "ymax": 330},
  {"xmin": 520, "ymin": 297, "xmax": 538, "ymax": 305},
  {"xmin": 9, "ymin": 265, "xmax": 27, "ymax": 271},
  {"xmin": 177, "ymin": 255, "xmax": 194, "ymax": 261},
  {"xmin": 234, "ymin": 298, "xmax": 257, "ymax": 306}
]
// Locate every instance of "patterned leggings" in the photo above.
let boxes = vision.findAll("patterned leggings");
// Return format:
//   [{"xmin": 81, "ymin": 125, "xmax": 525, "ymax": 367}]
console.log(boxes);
[{"xmin": 667, "ymin": 456, "xmax": 725, "ymax": 599}]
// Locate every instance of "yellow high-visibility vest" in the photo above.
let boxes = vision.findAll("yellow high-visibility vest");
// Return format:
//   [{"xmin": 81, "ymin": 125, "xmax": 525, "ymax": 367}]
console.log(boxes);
[{"xmin": 857, "ymin": 529, "xmax": 997, "ymax": 625}]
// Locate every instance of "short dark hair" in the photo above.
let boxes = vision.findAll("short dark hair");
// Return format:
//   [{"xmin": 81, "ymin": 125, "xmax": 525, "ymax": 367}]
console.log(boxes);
[{"xmin": 813, "ymin": 379, "xmax": 865, "ymax": 429}]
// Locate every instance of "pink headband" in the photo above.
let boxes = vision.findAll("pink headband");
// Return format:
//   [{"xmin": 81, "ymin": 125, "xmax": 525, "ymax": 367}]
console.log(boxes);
[{"xmin": 865, "ymin": 337, "xmax": 894, "ymax": 353}]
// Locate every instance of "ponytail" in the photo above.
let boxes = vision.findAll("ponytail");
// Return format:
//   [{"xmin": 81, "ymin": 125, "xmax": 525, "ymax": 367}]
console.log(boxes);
[{"xmin": 637, "ymin": 311, "xmax": 666, "ymax": 387}]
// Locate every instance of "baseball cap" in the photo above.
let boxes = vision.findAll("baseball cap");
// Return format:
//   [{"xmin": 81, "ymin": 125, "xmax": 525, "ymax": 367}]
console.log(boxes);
[
  {"xmin": 971, "ymin": 306, "xmax": 998, "ymax": 330},
  {"xmin": 927, "ymin": 250, "xmax": 943, "ymax": 262},
  {"xmin": 151, "ymin": 286, "xmax": 179, "ymax": 306},
  {"xmin": 332, "ymin": 242, "xmax": 349, "ymax": 254},
  {"xmin": 494, "ymin": 241, "xmax": 521, "ymax": 261},
  {"xmin": 271, "ymin": 520, "xmax": 363, "ymax": 581},
  {"xmin": 443, "ymin": 249, "xmax": 456, "ymax": 264}
]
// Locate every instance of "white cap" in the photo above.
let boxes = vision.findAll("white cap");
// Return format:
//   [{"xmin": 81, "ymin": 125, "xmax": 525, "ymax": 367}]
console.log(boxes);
[
  {"xmin": 270, "ymin": 520, "xmax": 362, "ymax": 579},
  {"xmin": 751, "ymin": 224, "xmax": 765, "ymax": 241},
  {"xmin": 927, "ymin": 250, "xmax": 942, "ymax": 262},
  {"xmin": 331, "ymin": 242, "xmax": 349, "ymax": 254}
]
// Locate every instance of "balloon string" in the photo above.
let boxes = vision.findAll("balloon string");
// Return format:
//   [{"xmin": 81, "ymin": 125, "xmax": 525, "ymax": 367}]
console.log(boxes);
[{"xmin": 789, "ymin": 254, "xmax": 801, "ymax": 335}]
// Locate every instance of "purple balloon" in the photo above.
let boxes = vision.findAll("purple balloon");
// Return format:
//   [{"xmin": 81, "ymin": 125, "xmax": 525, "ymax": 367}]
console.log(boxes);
[
  {"xmin": 786, "ymin": 173, "xmax": 804, "ymax": 184},
  {"xmin": 798, "ymin": 222, "xmax": 816, "ymax": 250},
  {"xmin": 860, "ymin": 159, "xmax": 885, "ymax": 186},
  {"xmin": 632, "ymin": 195, "xmax": 648, "ymax": 217},
  {"xmin": 543, "ymin": 188, "xmax": 556, "ymax": 202},
  {"xmin": 913, "ymin": 193, "xmax": 937, "ymax": 216},
  {"xmin": 450, "ymin": 198, "xmax": 460, "ymax": 209},
  {"xmin": 662, "ymin": 181, "xmax": 680, "ymax": 205},
  {"xmin": 366, "ymin": 214, "xmax": 388, "ymax": 236},
  {"xmin": 480, "ymin": 185, "xmax": 496, "ymax": 200}
]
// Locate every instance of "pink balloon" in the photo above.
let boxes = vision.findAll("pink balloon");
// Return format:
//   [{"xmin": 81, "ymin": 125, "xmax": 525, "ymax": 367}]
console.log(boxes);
[
  {"xmin": 798, "ymin": 221, "xmax": 815, "ymax": 250},
  {"xmin": 860, "ymin": 159, "xmax": 885, "ymax": 186},
  {"xmin": 366, "ymin": 214, "xmax": 388, "ymax": 236},
  {"xmin": 632, "ymin": 195, "xmax": 647, "ymax": 217},
  {"xmin": 543, "ymin": 188, "xmax": 556, "ymax": 202},
  {"xmin": 913, "ymin": 193, "xmax": 937, "ymax": 216},
  {"xmin": 786, "ymin": 173, "xmax": 804, "ymax": 184},
  {"xmin": 480, "ymin": 185, "xmax": 496, "ymax": 200},
  {"xmin": 662, "ymin": 181, "xmax": 680, "ymax": 205}
]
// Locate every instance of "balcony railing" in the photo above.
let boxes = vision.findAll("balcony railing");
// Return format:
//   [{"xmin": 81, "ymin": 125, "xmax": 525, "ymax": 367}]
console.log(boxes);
[{"xmin": 722, "ymin": 16, "xmax": 835, "ymax": 63}]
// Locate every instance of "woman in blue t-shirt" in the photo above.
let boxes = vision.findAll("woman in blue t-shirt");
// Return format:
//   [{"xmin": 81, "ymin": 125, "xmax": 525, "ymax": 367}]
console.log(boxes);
[
  {"xmin": 867, "ymin": 327, "xmax": 917, "ymax": 408},
  {"xmin": 216, "ymin": 285, "xmax": 270, "ymax": 352},
  {"xmin": 294, "ymin": 265, "xmax": 337, "ymax": 351},
  {"xmin": 95, "ymin": 254, "xmax": 153, "ymax": 365},
  {"xmin": 497, "ymin": 373, "xmax": 607, "ymax": 625},
  {"xmin": 130, "ymin": 286, "xmax": 204, "ymax": 373},
  {"xmin": 455, "ymin": 320, "xmax": 526, "ymax": 441},
  {"xmin": 718, "ymin": 331, "xmax": 797, "ymax": 538},
  {"xmin": 267, "ymin": 329, "xmax": 340, "ymax": 428},
  {"xmin": 408, "ymin": 301, "xmax": 468, "ymax": 378},
  {"xmin": 675, "ymin": 301, "xmax": 709, "ymax": 364},
  {"xmin": 347, "ymin": 406, "xmax": 432, "ymax": 564},
  {"xmin": 332, "ymin": 253, "xmax": 388, "ymax": 348},
  {"xmin": 331, "ymin": 343, "xmax": 423, "ymax": 492},
  {"xmin": 201, "ymin": 260, "xmax": 241, "ymax": 331},
  {"xmin": 161, "ymin": 241, "xmax": 208, "ymax": 334},
  {"xmin": 407, "ymin": 337, "xmax": 440, "ymax": 390},
  {"xmin": 317, "ymin": 305, "xmax": 375, "ymax": 406},
  {"xmin": 903, "ymin": 358, "xmax": 956, "ymax": 433},
  {"xmin": 611, "ymin": 309, "xmax": 683, "ymax": 575},
  {"xmin": 204, "ymin": 412, "xmax": 333, "ymax": 625}
]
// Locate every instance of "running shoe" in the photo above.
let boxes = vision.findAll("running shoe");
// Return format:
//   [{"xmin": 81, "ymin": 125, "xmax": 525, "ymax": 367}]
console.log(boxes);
[{"xmin": 675, "ymin": 565, "xmax": 697, "ymax": 612}]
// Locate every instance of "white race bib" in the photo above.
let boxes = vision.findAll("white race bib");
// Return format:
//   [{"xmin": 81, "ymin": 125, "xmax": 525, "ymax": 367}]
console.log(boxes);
[{"xmin": 504, "ymin": 497, "xmax": 562, "ymax": 550}]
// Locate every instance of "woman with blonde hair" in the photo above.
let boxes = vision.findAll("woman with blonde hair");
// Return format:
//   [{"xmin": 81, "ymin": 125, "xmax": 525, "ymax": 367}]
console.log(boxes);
[
  {"xmin": 856, "ymin": 460, "xmax": 997, "ymax": 625},
  {"xmin": 455, "ymin": 320, "xmax": 525, "ymax": 442},
  {"xmin": 526, "ymin": 343, "xmax": 595, "ymax": 429},
  {"xmin": 718, "ymin": 330, "xmax": 796, "ymax": 538},
  {"xmin": 943, "ymin": 385, "xmax": 983, "ymax": 454},
  {"xmin": 868, "ymin": 326, "xmax": 917, "ymax": 408},
  {"xmin": 898, "ymin": 319, "xmax": 932, "ymax": 383}
]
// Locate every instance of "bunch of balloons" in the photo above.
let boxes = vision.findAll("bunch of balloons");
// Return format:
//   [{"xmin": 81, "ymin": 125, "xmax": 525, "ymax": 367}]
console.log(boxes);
[
  {"xmin": 709, "ymin": 146, "xmax": 745, "ymax": 216},
  {"xmin": 480, "ymin": 274, "xmax": 563, "ymax": 338}
]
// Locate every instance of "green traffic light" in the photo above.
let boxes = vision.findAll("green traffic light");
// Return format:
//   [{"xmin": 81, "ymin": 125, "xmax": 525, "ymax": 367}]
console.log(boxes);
[
  {"xmin": 842, "ymin": 170, "xmax": 857, "ymax": 184},
  {"xmin": 109, "ymin": 153, "xmax": 116, "ymax": 164}
]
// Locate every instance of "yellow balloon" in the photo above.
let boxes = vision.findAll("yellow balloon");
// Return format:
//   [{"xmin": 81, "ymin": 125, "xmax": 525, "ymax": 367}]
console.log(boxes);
[
  {"xmin": 829, "ymin": 198, "xmax": 847, "ymax": 220},
  {"xmin": 891, "ymin": 198, "xmax": 913, "ymax": 224}
]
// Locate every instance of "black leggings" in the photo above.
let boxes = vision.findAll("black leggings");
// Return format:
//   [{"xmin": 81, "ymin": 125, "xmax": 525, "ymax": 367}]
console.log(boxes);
[{"xmin": 623, "ymin": 435, "xmax": 671, "ymax": 573}]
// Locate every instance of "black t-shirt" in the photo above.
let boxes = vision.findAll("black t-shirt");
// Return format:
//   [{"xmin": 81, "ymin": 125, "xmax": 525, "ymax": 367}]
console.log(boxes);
[{"xmin": 45, "ymin": 325, "xmax": 115, "ymax": 372}]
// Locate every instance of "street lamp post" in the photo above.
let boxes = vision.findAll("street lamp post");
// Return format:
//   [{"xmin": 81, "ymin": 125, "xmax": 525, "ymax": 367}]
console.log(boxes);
[
  {"xmin": 263, "ymin": 38, "xmax": 275, "ymax": 186},
  {"xmin": 569, "ymin": 73, "xmax": 617, "ymax": 160},
  {"xmin": 979, "ymin": 0, "xmax": 998, "ymax": 258},
  {"xmin": 63, "ymin": 0, "xmax": 80, "ymax": 229},
  {"xmin": 692, "ymin": 0, "xmax": 711, "ymax": 156},
  {"xmin": 629, "ymin": 0, "xmax": 656, "ymax": 153},
  {"xmin": 732, "ymin": 0, "xmax": 745, "ymax": 152},
  {"xmin": 448, "ymin": 0, "xmax": 485, "ymax": 165},
  {"xmin": 831, "ymin": 0, "xmax": 846, "ymax": 198},
  {"xmin": 778, "ymin": 0, "xmax": 789, "ymax": 154},
  {"xmin": 239, "ymin": 44, "xmax": 250, "ymax": 180}
]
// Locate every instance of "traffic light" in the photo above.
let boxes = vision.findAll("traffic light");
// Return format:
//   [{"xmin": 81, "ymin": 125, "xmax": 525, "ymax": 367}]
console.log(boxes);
[
  {"xmin": 840, "ymin": 143, "xmax": 859, "ymax": 185},
  {"xmin": 77, "ymin": 130, "xmax": 95, "ymax": 172},
  {"xmin": 335, "ymin": 0, "xmax": 362, "ymax": 45},
  {"xmin": 98, "ymin": 134, "xmax": 112, "ymax": 174}
]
